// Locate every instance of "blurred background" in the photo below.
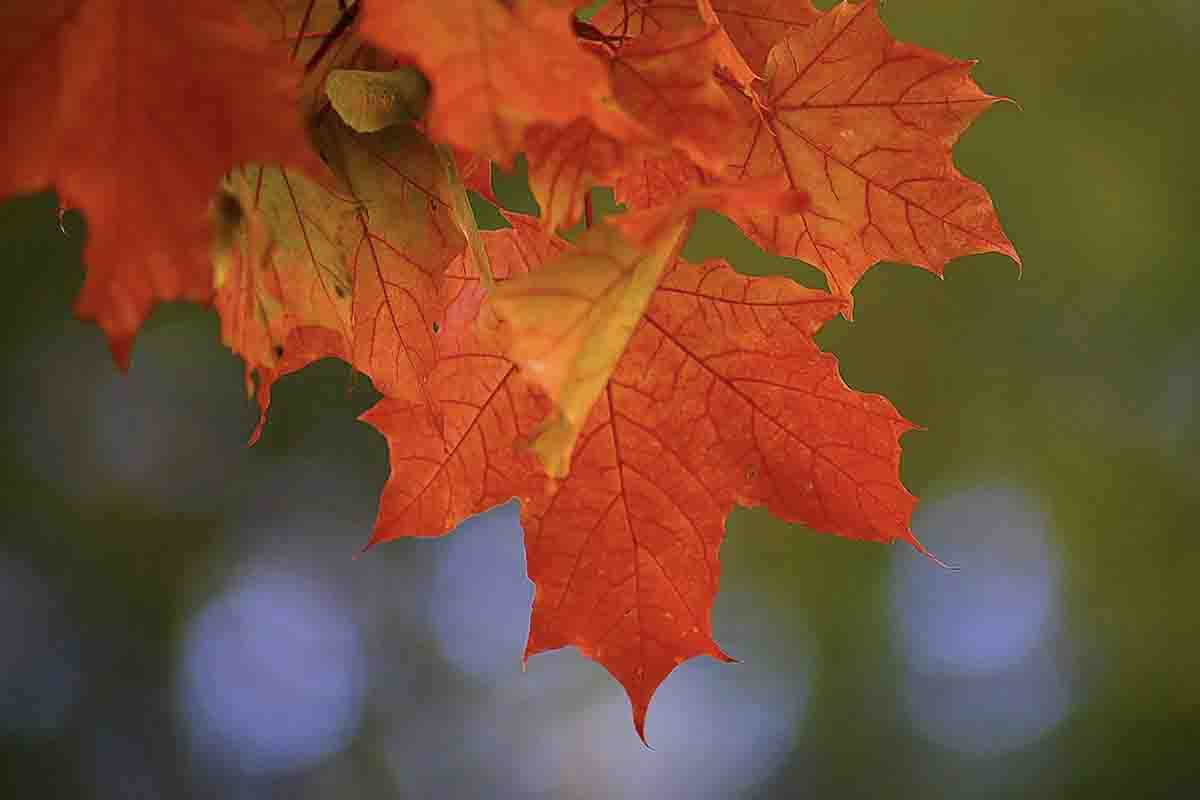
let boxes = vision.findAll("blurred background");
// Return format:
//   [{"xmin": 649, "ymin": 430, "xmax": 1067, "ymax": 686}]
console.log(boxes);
[{"xmin": 1, "ymin": 0, "xmax": 1197, "ymax": 797}]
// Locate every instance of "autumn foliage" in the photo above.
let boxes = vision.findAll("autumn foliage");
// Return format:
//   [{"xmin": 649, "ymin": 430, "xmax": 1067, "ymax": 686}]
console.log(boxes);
[{"xmin": 0, "ymin": 0, "xmax": 1017, "ymax": 737}]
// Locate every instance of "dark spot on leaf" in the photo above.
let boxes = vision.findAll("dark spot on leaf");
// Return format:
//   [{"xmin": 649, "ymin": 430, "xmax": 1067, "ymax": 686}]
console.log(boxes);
[
  {"xmin": 214, "ymin": 190, "xmax": 243, "ymax": 228},
  {"xmin": 432, "ymin": 321, "xmax": 440, "ymax": 334},
  {"xmin": 273, "ymin": 345, "xmax": 284, "ymax": 359},
  {"xmin": 335, "ymin": 284, "xmax": 347, "ymax": 299}
]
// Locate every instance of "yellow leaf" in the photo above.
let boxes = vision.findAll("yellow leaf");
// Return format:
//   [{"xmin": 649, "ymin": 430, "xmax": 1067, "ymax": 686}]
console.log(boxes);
[{"xmin": 489, "ymin": 218, "xmax": 688, "ymax": 477}]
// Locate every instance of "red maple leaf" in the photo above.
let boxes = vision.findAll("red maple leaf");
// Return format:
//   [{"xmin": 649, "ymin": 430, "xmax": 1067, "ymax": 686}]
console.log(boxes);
[
  {"xmin": 611, "ymin": 0, "xmax": 1018, "ymax": 309},
  {"xmin": 0, "ymin": 0, "xmax": 327, "ymax": 368},
  {"xmin": 364, "ymin": 213, "xmax": 921, "ymax": 738}
]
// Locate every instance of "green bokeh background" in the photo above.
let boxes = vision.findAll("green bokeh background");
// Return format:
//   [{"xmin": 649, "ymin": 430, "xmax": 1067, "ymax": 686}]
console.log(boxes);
[{"xmin": 1, "ymin": 1, "xmax": 1196, "ymax": 796}]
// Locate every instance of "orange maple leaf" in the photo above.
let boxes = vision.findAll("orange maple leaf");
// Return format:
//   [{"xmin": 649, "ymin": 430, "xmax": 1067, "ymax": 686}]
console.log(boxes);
[
  {"xmin": 0, "ymin": 0, "xmax": 328, "ymax": 368},
  {"xmin": 364, "ymin": 213, "xmax": 921, "ymax": 738},
  {"xmin": 612, "ymin": 0, "xmax": 1019, "ymax": 309}
]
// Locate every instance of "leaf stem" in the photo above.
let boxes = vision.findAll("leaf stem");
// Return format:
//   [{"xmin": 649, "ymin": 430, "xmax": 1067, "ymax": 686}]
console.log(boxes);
[{"xmin": 437, "ymin": 144, "xmax": 495, "ymax": 293}]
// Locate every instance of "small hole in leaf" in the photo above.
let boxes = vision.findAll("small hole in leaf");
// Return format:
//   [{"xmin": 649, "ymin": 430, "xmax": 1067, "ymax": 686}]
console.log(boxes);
[
  {"xmin": 273, "ymin": 345, "xmax": 285, "ymax": 359},
  {"xmin": 431, "ymin": 321, "xmax": 440, "ymax": 334}
]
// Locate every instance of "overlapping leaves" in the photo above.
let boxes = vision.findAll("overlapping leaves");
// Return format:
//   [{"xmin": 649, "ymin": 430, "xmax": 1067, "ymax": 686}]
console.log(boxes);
[
  {"xmin": 0, "ymin": 0, "xmax": 1017, "ymax": 736},
  {"xmin": 366, "ymin": 214, "xmax": 922, "ymax": 737},
  {"xmin": 0, "ymin": 0, "xmax": 330, "ymax": 367},
  {"xmin": 607, "ymin": 0, "xmax": 1019, "ymax": 307},
  {"xmin": 211, "ymin": 111, "xmax": 464, "ymax": 438}
]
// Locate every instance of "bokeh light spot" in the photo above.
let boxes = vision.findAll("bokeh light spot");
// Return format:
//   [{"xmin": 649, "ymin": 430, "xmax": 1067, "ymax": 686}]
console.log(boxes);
[
  {"xmin": 892, "ymin": 485, "xmax": 1075, "ymax": 754},
  {"xmin": 177, "ymin": 568, "xmax": 365, "ymax": 775}
]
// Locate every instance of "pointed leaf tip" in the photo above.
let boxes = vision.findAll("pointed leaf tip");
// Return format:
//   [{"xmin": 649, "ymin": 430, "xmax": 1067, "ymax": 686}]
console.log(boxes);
[{"xmin": 107, "ymin": 335, "xmax": 133, "ymax": 373}]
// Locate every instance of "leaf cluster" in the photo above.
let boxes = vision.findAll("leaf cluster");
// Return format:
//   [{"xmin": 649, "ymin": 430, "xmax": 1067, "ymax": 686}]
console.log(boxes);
[{"xmin": 0, "ymin": 0, "xmax": 1016, "ymax": 737}]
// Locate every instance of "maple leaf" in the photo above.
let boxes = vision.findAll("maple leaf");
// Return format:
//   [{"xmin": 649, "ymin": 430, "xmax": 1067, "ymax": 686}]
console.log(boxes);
[
  {"xmin": 0, "ymin": 0, "xmax": 328, "ymax": 368},
  {"xmin": 611, "ymin": 0, "xmax": 1018, "ymax": 307},
  {"xmin": 212, "ymin": 112, "xmax": 465, "ymax": 436},
  {"xmin": 364, "ymin": 213, "xmax": 921, "ymax": 738}
]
